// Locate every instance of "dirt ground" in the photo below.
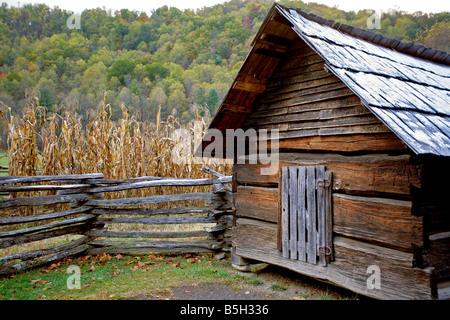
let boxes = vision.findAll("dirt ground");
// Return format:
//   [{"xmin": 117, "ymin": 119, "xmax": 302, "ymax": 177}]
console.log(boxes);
[{"xmin": 130, "ymin": 264, "xmax": 363, "ymax": 300}]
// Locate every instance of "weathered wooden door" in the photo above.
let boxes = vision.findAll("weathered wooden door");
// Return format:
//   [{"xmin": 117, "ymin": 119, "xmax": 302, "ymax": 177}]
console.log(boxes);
[{"xmin": 280, "ymin": 165, "xmax": 333, "ymax": 266}]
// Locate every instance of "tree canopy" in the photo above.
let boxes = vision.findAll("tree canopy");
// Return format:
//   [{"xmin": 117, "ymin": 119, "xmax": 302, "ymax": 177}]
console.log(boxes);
[{"xmin": 0, "ymin": 0, "xmax": 448, "ymax": 126}]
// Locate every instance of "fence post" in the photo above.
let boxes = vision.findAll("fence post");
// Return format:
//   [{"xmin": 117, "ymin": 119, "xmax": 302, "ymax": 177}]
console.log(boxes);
[
  {"xmin": 57, "ymin": 176, "xmax": 106, "ymax": 243},
  {"xmin": 201, "ymin": 166, "xmax": 233, "ymax": 254}
]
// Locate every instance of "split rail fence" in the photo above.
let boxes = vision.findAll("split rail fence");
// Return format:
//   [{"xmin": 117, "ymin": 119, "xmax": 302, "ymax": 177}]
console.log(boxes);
[{"xmin": 0, "ymin": 167, "xmax": 233, "ymax": 275}]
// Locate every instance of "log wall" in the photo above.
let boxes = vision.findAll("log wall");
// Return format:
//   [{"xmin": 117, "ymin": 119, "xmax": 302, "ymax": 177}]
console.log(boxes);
[{"xmin": 231, "ymin": 39, "xmax": 445, "ymax": 299}]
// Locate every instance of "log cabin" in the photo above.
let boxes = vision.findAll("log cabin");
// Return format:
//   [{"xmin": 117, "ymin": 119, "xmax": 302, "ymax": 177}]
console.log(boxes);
[{"xmin": 198, "ymin": 4, "xmax": 450, "ymax": 299}]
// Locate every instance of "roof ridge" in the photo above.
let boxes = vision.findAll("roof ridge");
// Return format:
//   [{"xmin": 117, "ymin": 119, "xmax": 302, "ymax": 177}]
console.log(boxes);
[{"xmin": 282, "ymin": 5, "xmax": 450, "ymax": 66}]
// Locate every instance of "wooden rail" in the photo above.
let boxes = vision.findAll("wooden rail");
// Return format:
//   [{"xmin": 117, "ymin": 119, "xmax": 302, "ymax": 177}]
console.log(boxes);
[{"xmin": 0, "ymin": 167, "xmax": 233, "ymax": 275}]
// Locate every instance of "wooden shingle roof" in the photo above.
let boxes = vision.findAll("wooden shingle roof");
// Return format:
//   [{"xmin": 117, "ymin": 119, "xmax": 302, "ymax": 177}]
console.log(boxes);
[
  {"xmin": 278, "ymin": 6, "xmax": 450, "ymax": 156},
  {"xmin": 203, "ymin": 4, "xmax": 450, "ymax": 157}
]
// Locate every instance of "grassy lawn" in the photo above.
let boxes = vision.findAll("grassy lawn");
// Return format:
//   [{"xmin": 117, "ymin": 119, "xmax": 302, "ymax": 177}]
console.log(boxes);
[
  {"xmin": 0, "ymin": 151, "xmax": 8, "ymax": 173},
  {"xmin": 0, "ymin": 252, "xmax": 359, "ymax": 301},
  {"xmin": 0, "ymin": 253, "xmax": 258, "ymax": 300}
]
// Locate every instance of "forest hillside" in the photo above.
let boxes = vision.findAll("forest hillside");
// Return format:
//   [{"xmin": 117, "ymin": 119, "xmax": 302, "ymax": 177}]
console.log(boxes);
[{"xmin": 0, "ymin": 0, "xmax": 448, "ymax": 127}]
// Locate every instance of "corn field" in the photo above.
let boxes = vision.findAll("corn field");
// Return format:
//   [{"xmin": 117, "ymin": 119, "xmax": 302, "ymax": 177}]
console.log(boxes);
[{"xmin": 0, "ymin": 89, "xmax": 232, "ymax": 216}]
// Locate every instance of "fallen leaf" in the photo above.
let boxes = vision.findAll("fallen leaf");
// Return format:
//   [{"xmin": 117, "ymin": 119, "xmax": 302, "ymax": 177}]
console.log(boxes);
[
  {"xmin": 112, "ymin": 263, "xmax": 118, "ymax": 269},
  {"xmin": 43, "ymin": 287, "xmax": 52, "ymax": 290},
  {"xmin": 9, "ymin": 274, "xmax": 15, "ymax": 278},
  {"xmin": 30, "ymin": 279, "xmax": 42, "ymax": 284},
  {"xmin": 11, "ymin": 290, "xmax": 17, "ymax": 294},
  {"xmin": 30, "ymin": 279, "xmax": 47, "ymax": 285},
  {"xmin": 126, "ymin": 261, "xmax": 137, "ymax": 265},
  {"xmin": 47, "ymin": 263, "xmax": 59, "ymax": 270},
  {"xmin": 185, "ymin": 290, "xmax": 190, "ymax": 293},
  {"xmin": 130, "ymin": 265, "xmax": 139, "ymax": 271},
  {"xmin": 98, "ymin": 253, "xmax": 112, "ymax": 261},
  {"xmin": 36, "ymin": 293, "xmax": 46, "ymax": 299},
  {"xmin": 137, "ymin": 261, "xmax": 145, "ymax": 268},
  {"xmin": 77, "ymin": 256, "xmax": 89, "ymax": 262},
  {"xmin": 292, "ymin": 296, "xmax": 306, "ymax": 300},
  {"xmin": 148, "ymin": 254, "xmax": 156, "ymax": 259},
  {"xmin": 82, "ymin": 284, "xmax": 91, "ymax": 287},
  {"xmin": 88, "ymin": 266, "xmax": 95, "ymax": 272},
  {"xmin": 186, "ymin": 258, "xmax": 196, "ymax": 263},
  {"xmin": 40, "ymin": 269, "xmax": 50, "ymax": 273},
  {"xmin": 114, "ymin": 254, "xmax": 122, "ymax": 259}
]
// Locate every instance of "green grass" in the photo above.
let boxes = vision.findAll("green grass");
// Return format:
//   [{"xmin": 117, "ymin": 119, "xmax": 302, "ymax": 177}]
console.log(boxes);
[
  {"xmin": 0, "ymin": 151, "xmax": 8, "ymax": 176},
  {"xmin": 0, "ymin": 253, "xmax": 258, "ymax": 300},
  {"xmin": 270, "ymin": 283, "xmax": 287, "ymax": 291}
]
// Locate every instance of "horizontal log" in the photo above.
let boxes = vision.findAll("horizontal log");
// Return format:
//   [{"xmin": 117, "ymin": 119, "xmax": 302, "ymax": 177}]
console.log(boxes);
[
  {"xmin": 234, "ymin": 186, "xmax": 278, "ymax": 223},
  {"xmin": 333, "ymin": 194, "xmax": 422, "ymax": 250},
  {"xmin": 87, "ymin": 176, "xmax": 168, "ymax": 185},
  {"xmin": 0, "ymin": 235, "xmax": 90, "ymax": 263},
  {"xmin": 233, "ymin": 218, "xmax": 436, "ymax": 299},
  {"xmin": 276, "ymin": 133, "xmax": 407, "ymax": 152},
  {"xmin": 0, "ymin": 183, "xmax": 90, "ymax": 192},
  {"xmin": 88, "ymin": 246, "xmax": 216, "ymax": 255},
  {"xmin": 0, "ymin": 223, "xmax": 92, "ymax": 249},
  {"xmin": 84, "ymin": 229, "xmax": 210, "ymax": 239},
  {"xmin": 97, "ymin": 215, "xmax": 231, "ymax": 225},
  {"xmin": 234, "ymin": 153, "xmax": 418, "ymax": 196},
  {"xmin": 91, "ymin": 206, "xmax": 227, "ymax": 216},
  {"xmin": 0, "ymin": 206, "xmax": 91, "ymax": 226},
  {"xmin": 87, "ymin": 192, "xmax": 227, "ymax": 207},
  {"xmin": 0, "ymin": 173, "xmax": 104, "ymax": 184},
  {"xmin": 88, "ymin": 176, "xmax": 232, "ymax": 193},
  {"xmin": 0, "ymin": 193, "xmax": 90, "ymax": 209},
  {"xmin": 0, "ymin": 244, "xmax": 88, "ymax": 275},
  {"xmin": 88, "ymin": 239, "xmax": 221, "ymax": 249},
  {"xmin": 0, "ymin": 214, "xmax": 95, "ymax": 238}
]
